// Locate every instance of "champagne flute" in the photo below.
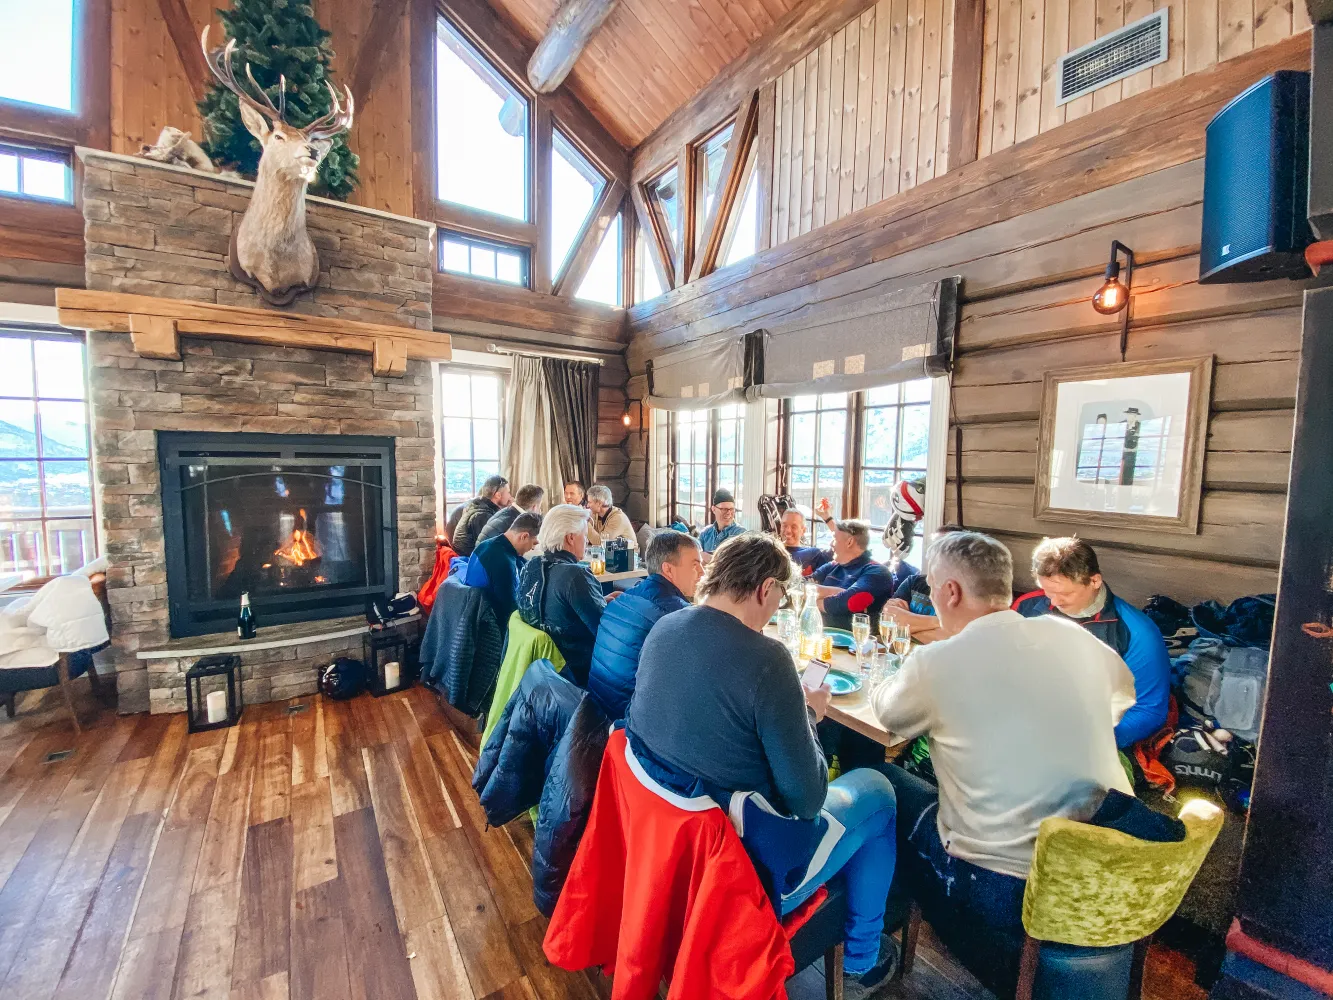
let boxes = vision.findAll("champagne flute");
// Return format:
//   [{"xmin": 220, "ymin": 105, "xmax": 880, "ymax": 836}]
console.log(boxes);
[
  {"xmin": 891, "ymin": 622, "xmax": 912, "ymax": 658},
  {"xmin": 851, "ymin": 613, "xmax": 871, "ymax": 674}
]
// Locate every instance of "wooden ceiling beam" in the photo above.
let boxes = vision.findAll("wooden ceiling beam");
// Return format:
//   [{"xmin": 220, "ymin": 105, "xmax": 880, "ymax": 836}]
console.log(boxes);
[
  {"xmin": 527, "ymin": 0, "xmax": 622, "ymax": 93},
  {"xmin": 350, "ymin": 0, "xmax": 412, "ymax": 104},
  {"xmin": 156, "ymin": 0, "xmax": 210, "ymax": 100},
  {"xmin": 690, "ymin": 90, "xmax": 761, "ymax": 282},
  {"xmin": 554, "ymin": 180, "xmax": 626, "ymax": 296}
]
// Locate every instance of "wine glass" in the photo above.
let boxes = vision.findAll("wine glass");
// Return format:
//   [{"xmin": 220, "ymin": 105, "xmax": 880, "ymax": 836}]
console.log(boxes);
[
  {"xmin": 787, "ymin": 580, "xmax": 805, "ymax": 616},
  {"xmin": 891, "ymin": 622, "xmax": 912, "ymax": 658},
  {"xmin": 851, "ymin": 613, "xmax": 871, "ymax": 674}
]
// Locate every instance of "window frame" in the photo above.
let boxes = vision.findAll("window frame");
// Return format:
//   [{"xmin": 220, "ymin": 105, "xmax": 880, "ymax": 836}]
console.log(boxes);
[
  {"xmin": 438, "ymin": 229, "xmax": 530, "ymax": 287},
  {"xmin": 0, "ymin": 0, "xmax": 109, "ymax": 149},
  {"xmin": 550, "ymin": 126, "xmax": 608, "ymax": 277},
  {"xmin": 0, "ymin": 140, "xmax": 75, "ymax": 204},
  {"xmin": 0, "ymin": 327, "xmax": 98, "ymax": 580},
  {"xmin": 692, "ymin": 117, "xmax": 735, "ymax": 255},
  {"xmin": 778, "ymin": 381, "xmax": 934, "ymax": 547},
  {"xmin": 665, "ymin": 404, "xmax": 746, "ymax": 529},
  {"xmin": 436, "ymin": 363, "xmax": 508, "ymax": 523}
]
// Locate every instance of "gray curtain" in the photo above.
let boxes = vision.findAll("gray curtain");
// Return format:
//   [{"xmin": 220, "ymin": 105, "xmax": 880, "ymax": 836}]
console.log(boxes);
[
  {"xmin": 543, "ymin": 358, "xmax": 600, "ymax": 490},
  {"xmin": 502, "ymin": 356, "xmax": 563, "ymax": 505}
]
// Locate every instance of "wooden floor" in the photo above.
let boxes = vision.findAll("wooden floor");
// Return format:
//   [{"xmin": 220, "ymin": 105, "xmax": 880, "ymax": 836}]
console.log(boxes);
[{"xmin": 0, "ymin": 685, "xmax": 1208, "ymax": 1000}]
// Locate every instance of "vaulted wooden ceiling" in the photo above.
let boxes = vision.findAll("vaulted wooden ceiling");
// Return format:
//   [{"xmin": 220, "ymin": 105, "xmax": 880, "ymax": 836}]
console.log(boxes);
[{"xmin": 488, "ymin": 0, "xmax": 806, "ymax": 149}]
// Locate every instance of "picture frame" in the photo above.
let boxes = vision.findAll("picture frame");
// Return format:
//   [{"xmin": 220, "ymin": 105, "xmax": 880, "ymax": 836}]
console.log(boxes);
[{"xmin": 1033, "ymin": 356, "xmax": 1214, "ymax": 534}]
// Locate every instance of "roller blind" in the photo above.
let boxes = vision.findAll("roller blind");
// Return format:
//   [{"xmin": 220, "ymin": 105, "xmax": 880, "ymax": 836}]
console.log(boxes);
[
  {"xmin": 745, "ymin": 277, "xmax": 958, "ymax": 399},
  {"xmin": 645, "ymin": 333, "xmax": 749, "ymax": 410}
]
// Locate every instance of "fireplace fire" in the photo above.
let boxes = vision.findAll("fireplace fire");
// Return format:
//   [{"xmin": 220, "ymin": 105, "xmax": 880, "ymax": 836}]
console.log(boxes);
[{"xmin": 159, "ymin": 432, "xmax": 399, "ymax": 638}]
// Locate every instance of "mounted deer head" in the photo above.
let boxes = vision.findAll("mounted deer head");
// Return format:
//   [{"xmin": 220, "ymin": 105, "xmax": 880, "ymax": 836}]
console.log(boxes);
[{"xmin": 201, "ymin": 26, "xmax": 354, "ymax": 306}]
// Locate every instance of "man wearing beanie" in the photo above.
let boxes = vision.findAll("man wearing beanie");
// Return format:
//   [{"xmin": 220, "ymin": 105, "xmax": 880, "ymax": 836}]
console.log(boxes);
[{"xmin": 698, "ymin": 488, "xmax": 747, "ymax": 554}]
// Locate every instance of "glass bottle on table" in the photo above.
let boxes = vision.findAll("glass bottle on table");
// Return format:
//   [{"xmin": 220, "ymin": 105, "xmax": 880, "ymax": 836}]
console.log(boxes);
[{"xmin": 798, "ymin": 583, "xmax": 824, "ymax": 660}]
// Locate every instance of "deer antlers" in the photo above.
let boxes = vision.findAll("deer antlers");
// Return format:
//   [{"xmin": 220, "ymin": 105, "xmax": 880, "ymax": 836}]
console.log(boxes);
[{"xmin": 200, "ymin": 25, "xmax": 354, "ymax": 137}]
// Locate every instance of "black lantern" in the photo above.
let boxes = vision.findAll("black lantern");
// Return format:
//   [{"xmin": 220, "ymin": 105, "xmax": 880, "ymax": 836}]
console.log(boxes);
[
  {"xmin": 363, "ymin": 627, "xmax": 411, "ymax": 697},
  {"xmin": 185, "ymin": 654, "xmax": 243, "ymax": 732}
]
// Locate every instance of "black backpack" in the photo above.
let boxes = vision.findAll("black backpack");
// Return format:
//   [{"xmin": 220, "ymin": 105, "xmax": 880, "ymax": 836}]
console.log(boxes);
[{"xmin": 319, "ymin": 657, "xmax": 367, "ymax": 700}]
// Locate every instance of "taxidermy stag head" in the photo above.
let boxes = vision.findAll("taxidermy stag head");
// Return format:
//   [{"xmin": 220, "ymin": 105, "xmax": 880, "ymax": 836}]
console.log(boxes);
[{"xmin": 201, "ymin": 26, "xmax": 354, "ymax": 306}]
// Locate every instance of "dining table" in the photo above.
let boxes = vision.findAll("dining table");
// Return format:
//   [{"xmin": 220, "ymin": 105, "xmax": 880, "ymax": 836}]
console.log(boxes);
[{"xmin": 762, "ymin": 624, "xmax": 908, "ymax": 753}]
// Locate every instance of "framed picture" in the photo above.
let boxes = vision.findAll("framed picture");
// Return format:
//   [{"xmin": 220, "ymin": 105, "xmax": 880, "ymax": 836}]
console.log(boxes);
[{"xmin": 1034, "ymin": 357, "xmax": 1214, "ymax": 533}]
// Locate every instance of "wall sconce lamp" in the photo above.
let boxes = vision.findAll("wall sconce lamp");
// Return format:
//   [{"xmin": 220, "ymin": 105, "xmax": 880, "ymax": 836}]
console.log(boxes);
[
  {"xmin": 1092, "ymin": 240, "xmax": 1135, "ymax": 361},
  {"xmin": 622, "ymin": 402, "xmax": 632, "ymax": 428}
]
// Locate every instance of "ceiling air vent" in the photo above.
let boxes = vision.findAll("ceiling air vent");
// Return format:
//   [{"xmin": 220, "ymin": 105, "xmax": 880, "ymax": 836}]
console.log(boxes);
[{"xmin": 1057, "ymin": 8, "xmax": 1170, "ymax": 105}]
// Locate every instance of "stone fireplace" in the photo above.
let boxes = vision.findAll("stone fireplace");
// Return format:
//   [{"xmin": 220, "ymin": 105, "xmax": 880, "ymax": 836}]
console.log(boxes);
[{"xmin": 69, "ymin": 149, "xmax": 445, "ymax": 714}]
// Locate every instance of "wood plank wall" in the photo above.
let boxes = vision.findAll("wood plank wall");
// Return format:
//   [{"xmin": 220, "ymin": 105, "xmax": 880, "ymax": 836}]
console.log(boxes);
[
  {"xmin": 767, "ymin": 0, "xmax": 955, "ymax": 247},
  {"xmin": 109, "ymin": 0, "xmax": 415, "ymax": 215},
  {"xmin": 975, "ymin": 0, "xmax": 1314, "ymax": 159}
]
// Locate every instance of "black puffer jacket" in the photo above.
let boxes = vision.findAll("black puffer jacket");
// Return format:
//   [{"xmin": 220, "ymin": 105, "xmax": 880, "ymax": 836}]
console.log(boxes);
[
  {"xmin": 418, "ymin": 574, "xmax": 504, "ymax": 716},
  {"xmin": 517, "ymin": 549, "xmax": 606, "ymax": 686},
  {"xmin": 452, "ymin": 496, "xmax": 500, "ymax": 557},
  {"xmin": 472, "ymin": 659, "xmax": 610, "ymax": 916}
]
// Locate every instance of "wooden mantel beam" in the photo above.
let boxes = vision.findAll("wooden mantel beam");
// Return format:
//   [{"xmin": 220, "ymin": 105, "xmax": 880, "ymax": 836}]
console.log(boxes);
[
  {"xmin": 526, "ymin": 0, "xmax": 620, "ymax": 94},
  {"xmin": 55, "ymin": 288, "xmax": 451, "ymax": 377}
]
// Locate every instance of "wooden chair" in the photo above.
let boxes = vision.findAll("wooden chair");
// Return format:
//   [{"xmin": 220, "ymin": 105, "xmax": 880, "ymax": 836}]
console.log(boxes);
[
  {"xmin": 0, "ymin": 572, "xmax": 112, "ymax": 735},
  {"xmin": 788, "ymin": 877, "xmax": 921, "ymax": 999}
]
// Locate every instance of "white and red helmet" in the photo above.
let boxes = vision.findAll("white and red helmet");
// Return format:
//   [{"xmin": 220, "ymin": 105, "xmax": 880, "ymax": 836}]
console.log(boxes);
[{"xmin": 889, "ymin": 478, "xmax": 926, "ymax": 522}]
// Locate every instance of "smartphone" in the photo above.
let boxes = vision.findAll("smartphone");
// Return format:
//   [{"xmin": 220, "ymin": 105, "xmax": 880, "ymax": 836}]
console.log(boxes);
[{"xmin": 802, "ymin": 660, "xmax": 831, "ymax": 692}]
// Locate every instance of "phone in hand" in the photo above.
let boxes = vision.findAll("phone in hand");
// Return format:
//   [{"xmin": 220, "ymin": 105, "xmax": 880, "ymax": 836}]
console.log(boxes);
[{"xmin": 802, "ymin": 660, "xmax": 831, "ymax": 692}]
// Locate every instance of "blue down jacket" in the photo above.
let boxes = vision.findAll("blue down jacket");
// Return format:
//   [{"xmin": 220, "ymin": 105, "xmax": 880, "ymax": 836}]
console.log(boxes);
[
  {"xmin": 472, "ymin": 659, "xmax": 610, "ymax": 916},
  {"xmin": 419, "ymin": 574, "xmax": 505, "ymax": 717},
  {"xmin": 585, "ymin": 573, "xmax": 689, "ymax": 720}
]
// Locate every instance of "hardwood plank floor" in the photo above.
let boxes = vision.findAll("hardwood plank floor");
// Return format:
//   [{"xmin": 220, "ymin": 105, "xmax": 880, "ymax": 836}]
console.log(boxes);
[{"xmin": 0, "ymin": 687, "xmax": 1209, "ymax": 1000}]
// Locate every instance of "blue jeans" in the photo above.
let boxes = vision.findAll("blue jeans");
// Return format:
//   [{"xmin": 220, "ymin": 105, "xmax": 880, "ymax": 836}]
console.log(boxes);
[{"xmin": 780, "ymin": 768, "xmax": 897, "ymax": 975}]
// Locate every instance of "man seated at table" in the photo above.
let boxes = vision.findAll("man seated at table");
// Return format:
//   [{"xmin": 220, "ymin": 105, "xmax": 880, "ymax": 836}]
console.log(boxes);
[
  {"xmin": 1013, "ymin": 536, "xmax": 1170, "ymax": 749},
  {"xmin": 475, "ymin": 483, "xmax": 545, "ymax": 546},
  {"xmin": 586, "ymin": 484, "xmax": 638, "ymax": 551},
  {"xmin": 518, "ymin": 504, "xmax": 606, "ymax": 686},
  {"xmin": 811, "ymin": 519, "xmax": 896, "ymax": 630},
  {"xmin": 698, "ymin": 489, "xmax": 747, "ymax": 557},
  {"xmin": 626, "ymin": 533, "xmax": 900, "ymax": 995},
  {"xmin": 452, "ymin": 475, "xmax": 513, "ymax": 557},
  {"xmin": 564, "ymin": 481, "xmax": 587, "ymax": 507},
  {"xmin": 881, "ymin": 524, "xmax": 965, "ymax": 643},
  {"xmin": 777, "ymin": 508, "xmax": 829, "ymax": 575},
  {"xmin": 586, "ymin": 530, "xmax": 703, "ymax": 720},
  {"xmin": 464, "ymin": 512, "xmax": 541, "ymax": 624},
  {"xmin": 871, "ymin": 531, "xmax": 1136, "ymax": 994}
]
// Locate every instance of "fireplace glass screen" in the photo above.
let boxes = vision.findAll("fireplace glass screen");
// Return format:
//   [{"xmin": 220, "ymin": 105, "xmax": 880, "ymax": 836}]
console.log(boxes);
[{"xmin": 159, "ymin": 433, "xmax": 397, "ymax": 638}]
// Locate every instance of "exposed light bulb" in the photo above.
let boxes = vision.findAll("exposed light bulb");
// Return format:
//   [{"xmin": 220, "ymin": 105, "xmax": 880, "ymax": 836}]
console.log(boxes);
[{"xmin": 1092, "ymin": 278, "xmax": 1128, "ymax": 314}]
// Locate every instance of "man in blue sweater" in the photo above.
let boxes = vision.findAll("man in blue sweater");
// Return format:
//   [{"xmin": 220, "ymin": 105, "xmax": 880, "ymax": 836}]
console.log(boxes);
[
  {"xmin": 698, "ymin": 488, "xmax": 747, "ymax": 556},
  {"xmin": 811, "ymin": 519, "xmax": 896, "ymax": 630},
  {"xmin": 464, "ymin": 512, "xmax": 541, "ymax": 625},
  {"xmin": 1013, "ymin": 536, "xmax": 1170, "ymax": 749},
  {"xmin": 778, "ymin": 508, "xmax": 830, "ymax": 575},
  {"xmin": 586, "ymin": 530, "xmax": 703, "ymax": 719}
]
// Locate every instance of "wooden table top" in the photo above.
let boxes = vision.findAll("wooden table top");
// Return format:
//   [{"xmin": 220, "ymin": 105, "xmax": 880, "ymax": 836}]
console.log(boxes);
[
  {"xmin": 595, "ymin": 568, "xmax": 649, "ymax": 583},
  {"xmin": 764, "ymin": 626, "xmax": 907, "ymax": 751}
]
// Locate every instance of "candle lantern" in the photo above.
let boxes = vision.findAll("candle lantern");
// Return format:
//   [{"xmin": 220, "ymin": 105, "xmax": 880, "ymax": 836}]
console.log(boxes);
[
  {"xmin": 184, "ymin": 653, "xmax": 243, "ymax": 733},
  {"xmin": 363, "ymin": 627, "xmax": 411, "ymax": 697}
]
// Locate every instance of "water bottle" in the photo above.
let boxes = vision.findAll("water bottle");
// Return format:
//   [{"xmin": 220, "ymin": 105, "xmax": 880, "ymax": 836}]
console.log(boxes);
[{"xmin": 798, "ymin": 582, "xmax": 824, "ymax": 660}]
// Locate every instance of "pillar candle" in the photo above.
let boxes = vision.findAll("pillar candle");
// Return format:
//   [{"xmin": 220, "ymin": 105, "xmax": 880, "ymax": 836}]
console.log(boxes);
[
  {"xmin": 205, "ymin": 689, "xmax": 228, "ymax": 724},
  {"xmin": 384, "ymin": 661, "xmax": 401, "ymax": 690}
]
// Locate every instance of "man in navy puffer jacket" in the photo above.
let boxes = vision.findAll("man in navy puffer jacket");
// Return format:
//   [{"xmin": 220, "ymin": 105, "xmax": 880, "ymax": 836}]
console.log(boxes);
[{"xmin": 586, "ymin": 530, "xmax": 704, "ymax": 720}]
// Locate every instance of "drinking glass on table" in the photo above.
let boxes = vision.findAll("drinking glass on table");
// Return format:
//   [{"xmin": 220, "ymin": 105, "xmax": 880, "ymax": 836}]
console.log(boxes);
[
  {"xmin": 890, "ymin": 622, "xmax": 912, "ymax": 658},
  {"xmin": 851, "ymin": 613, "xmax": 871, "ymax": 674}
]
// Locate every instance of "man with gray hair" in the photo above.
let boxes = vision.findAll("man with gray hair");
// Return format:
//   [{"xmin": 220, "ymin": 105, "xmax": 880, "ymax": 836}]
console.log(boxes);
[
  {"xmin": 452, "ymin": 475, "xmax": 513, "ymax": 557},
  {"xmin": 870, "ymin": 531, "xmax": 1137, "ymax": 993},
  {"xmin": 585, "ymin": 484, "xmax": 638, "ymax": 550},
  {"xmin": 810, "ymin": 518, "xmax": 895, "ymax": 630}
]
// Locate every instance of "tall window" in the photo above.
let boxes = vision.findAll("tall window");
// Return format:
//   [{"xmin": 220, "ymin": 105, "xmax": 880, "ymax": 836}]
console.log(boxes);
[
  {"xmin": 439, "ymin": 231, "xmax": 527, "ymax": 285},
  {"xmin": 782, "ymin": 379, "xmax": 934, "ymax": 553},
  {"xmin": 576, "ymin": 215, "xmax": 622, "ymax": 306},
  {"xmin": 0, "ymin": 143, "xmax": 73, "ymax": 203},
  {"xmin": 0, "ymin": 331, "xmax": 96, "ymax": 579},
  {"xmin": 0, "ymin": 0, "xmax": 75, "ymax": 111},
  {"xmin": 634, "ymin": 226, "xmax": 664, "ymax": 304},
  {"xmin": 696, "ymin": 123, "xmax": 734, "ymax": 222},
  {"xmin": 785, "ymin": 393, "xmax": 848, "ymax": 546},
  {"xmin": 551, "ymin": 130, "xmax": 606, "ymax": 278},
  {"xmin": 438, "ymin": 368, "xmax": 504, "ymax": 520},
  {"xmin": 645, "ymin": 166, "xmax": 680, "ymax": 261},
  {"xmin": 435, "ymin": 18, "xmax": 528, "ymax": 221},
  {"xmin": 721, "ymin": 167, "xmax": 759, "ymax": 268},
  {"xmin": 667, "ymin": 405, "xmax": 745, "ymax": 527}
]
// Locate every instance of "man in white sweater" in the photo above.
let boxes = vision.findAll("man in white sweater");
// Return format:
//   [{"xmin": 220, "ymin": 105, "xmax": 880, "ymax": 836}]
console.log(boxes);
[{"xmin": 870, "ymin": 530, "xmax": 1136, "ymax": 993}]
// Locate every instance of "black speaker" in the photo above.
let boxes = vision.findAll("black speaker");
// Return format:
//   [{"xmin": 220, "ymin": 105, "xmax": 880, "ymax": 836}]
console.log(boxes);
[{"xmin": 1199, "ymin": 70, "xmax": 1313, "ymax": 284}]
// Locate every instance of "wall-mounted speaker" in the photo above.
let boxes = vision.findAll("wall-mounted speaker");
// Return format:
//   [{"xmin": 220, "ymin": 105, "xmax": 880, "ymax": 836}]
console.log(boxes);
[{"xmin": 1199, "ymin": 70, "xmax": 1313, "ymax": 284}]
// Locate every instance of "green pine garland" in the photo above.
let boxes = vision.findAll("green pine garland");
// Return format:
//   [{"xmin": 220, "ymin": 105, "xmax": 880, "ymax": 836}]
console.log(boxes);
[{"xmin": 198, "ymin": 0, "xmax": 359, "ymax": 200}]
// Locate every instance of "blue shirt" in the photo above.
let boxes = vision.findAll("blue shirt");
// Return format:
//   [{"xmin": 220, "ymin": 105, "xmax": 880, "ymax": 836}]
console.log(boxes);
[
  {"xmin": 812, "ymin": 553, "xmax": 896, "ymax": 630},
  {"xmin": 698, "ymin": 521, "xmax": 747, "ymax": 552},
  {"xmin": 464, "ymin": 534, "xmax": 522, "ymax": 624},
  {"xmin": 787, "ymin": 544, "xmax": 831, "ymax": 575}
]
